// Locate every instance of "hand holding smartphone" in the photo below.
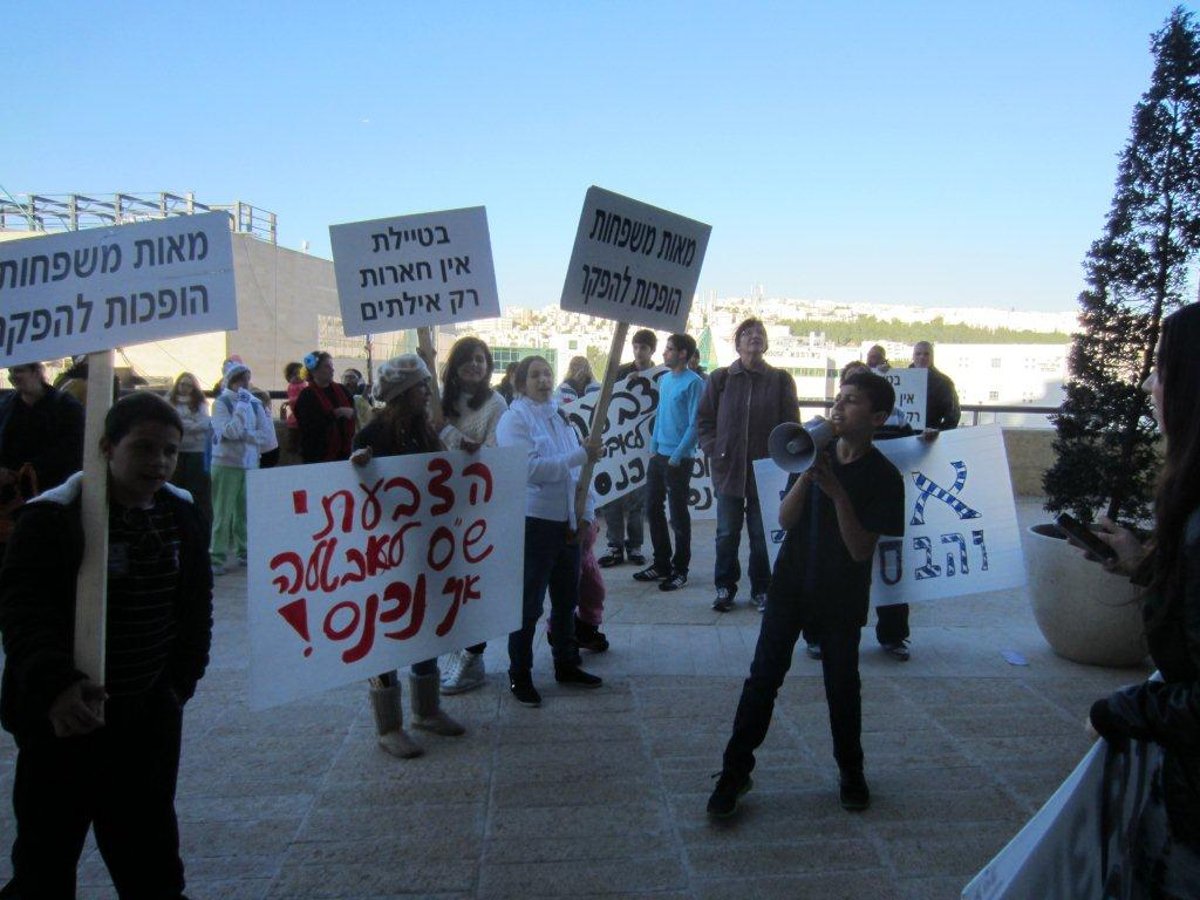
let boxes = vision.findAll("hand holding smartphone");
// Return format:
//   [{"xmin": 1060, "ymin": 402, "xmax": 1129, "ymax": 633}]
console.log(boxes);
[{"xmin": 1055, "ymin": 513, "xmax": 1118, "ymax": 561}]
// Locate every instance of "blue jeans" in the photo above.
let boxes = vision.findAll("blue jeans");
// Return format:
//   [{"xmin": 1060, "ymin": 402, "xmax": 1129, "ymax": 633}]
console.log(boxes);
[
  {"xmin": 714, "ymin": 493, "xmax": 771, "ymax": 597},
  {"xmin": 602, "ymin": 487, "xmax": 645, "ymax": 554},
  {"xmin": 723, "ymin": 597, "xmax": 863, "ymax": 778},
  {"xmin": 646, "ymin": 455, "xmax": 692, "ymax": 574},
  {"xmin": 508, "ymin": 517, "xmax": 582, "ymax": 675}
]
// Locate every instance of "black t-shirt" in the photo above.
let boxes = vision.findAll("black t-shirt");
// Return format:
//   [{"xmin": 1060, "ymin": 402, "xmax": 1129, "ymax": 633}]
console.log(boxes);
[{"xmin": 768, "ymin": 443, "xmax": 905, "ymax": 629}]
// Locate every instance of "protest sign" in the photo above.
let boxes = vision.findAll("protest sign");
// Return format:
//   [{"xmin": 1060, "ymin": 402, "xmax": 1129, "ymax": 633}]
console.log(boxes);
[
  {"xmin": 246, "ymin": 447, "xmax": 525, "ymax": 709},
  {"xmin": 754, "ymin": 425, "xmax": 1025, "ymax": 602},
  {"xmin": 0, "ymin": 210, "xmax": 236, "ymax": 368},
  {"xmin": 879, "ymin": 367, "xmax": 928, "ymax": 430},
  {"xmin": 560, "ymin": 186, "xmax": 711, "ymax": 334},
  {"xmin": 329, "ymin": 206, "xmax": 500, "ymax": 335},
  {"xmin": 963, "ymin": 725, "xmax": 1161, "ymax": 899},
  {"xmin": 560, "ymin": 366, "xmax": 716, "ymax": 519}
]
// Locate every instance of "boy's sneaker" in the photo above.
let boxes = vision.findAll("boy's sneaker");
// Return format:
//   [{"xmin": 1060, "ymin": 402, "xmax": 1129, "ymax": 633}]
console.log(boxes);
[
  {"xmin": 211, "ymin": 562, "xmax": 228, "ymax": 577},
  {"xmin": 575, "ymin": 616, "xmax": 610, "ymax": 653},
  {"xmin": 509, "ymin": 674, "xmax": 541, "ymax": 707},
  {"xmin": 440, "ymin": 649, "xmax": 485, "ymax": 695},
  {"xmin": 712, "ymin": 587, "xmax": 736, "ymax": 612},
  {"xmin": 554, "ymin": 664, "xmax": 603, "ymax": 688},
  {"xmin": 659, "ymin": 572, "xmax": 688, "ymax": 591},
  {"xmin": 627, "ymin": 551, "xmax": 647, "ymax": 566},
  {"xmin": 839, "ymin": 769, "xmax": 870, "ymax": 811},
  {"xmin": 706, "ymin": 771, "xmax": 752, "ymax": 819},
  {"xmin": 881, "ymin": 641, "xmax": 911, "ymax": 662},
  {"xmin": 752, "ymin": 592, "xmax": 768, "ymax": 613},
  {"xmin": 806, "ymin": 642, "xmax": 823, "ymax": 660},
  {"xmin": 633, "ymin": 564, "xmax": 672, "ymax": 582},
  {"xmin": 597, "ymin": 551, "xmax": 624, "ymax": 568}
]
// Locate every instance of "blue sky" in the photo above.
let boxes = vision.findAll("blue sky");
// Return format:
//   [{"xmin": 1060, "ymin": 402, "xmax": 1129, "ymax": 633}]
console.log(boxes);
[{"xmin": 5, "ymin": 1, "xmax": 1193, "ymax": 313}]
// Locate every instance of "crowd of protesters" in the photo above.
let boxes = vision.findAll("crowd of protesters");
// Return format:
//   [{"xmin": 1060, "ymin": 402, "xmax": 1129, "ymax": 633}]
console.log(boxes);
[{"xmin": 0, "ymin": 323, "xmax": 1023, "ymax": 895}]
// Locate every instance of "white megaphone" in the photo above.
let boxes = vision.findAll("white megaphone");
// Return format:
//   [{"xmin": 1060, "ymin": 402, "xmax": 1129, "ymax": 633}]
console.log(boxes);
[{"xmin": 768, "ymin": 417, "xmax": 835, "ymax": 473}]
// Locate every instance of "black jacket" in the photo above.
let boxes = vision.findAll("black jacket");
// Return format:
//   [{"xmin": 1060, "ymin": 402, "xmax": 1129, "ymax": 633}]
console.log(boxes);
[
  {"xmin": 0, "ymin": 384, "xmax": 84, "ymax": 492},
  {"xmin": 1091, "ymin": 508, "xmax": 1200, "ymax": 848},
  {"xmin": 0, "ymin": 474, "xmax": 213, "ymax": 736},
  {"xmin": 922, "ymin": 366, "xmax": 961, "ymax": 431}
]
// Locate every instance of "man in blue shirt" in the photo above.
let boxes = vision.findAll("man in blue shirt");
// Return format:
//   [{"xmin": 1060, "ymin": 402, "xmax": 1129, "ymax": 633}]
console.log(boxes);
[{"xmin": 633, "ymin": 334, "xmax": 704, "ymax": 592}]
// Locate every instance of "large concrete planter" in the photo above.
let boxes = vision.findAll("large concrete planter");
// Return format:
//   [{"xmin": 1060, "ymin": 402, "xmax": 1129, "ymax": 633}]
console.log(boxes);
[{"xmin": 1025, "ymin": 524, "xmax": 1149, "ymax": 667}]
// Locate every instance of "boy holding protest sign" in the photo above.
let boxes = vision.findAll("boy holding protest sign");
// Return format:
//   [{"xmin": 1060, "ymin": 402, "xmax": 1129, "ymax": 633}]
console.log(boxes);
[
  {"xmin": 0, "ymin": 392, "xmax": 212, "ymax": 898},
  {"xmin": 708, "ymin": 371, "xmax": 904, "ymax": 818}
]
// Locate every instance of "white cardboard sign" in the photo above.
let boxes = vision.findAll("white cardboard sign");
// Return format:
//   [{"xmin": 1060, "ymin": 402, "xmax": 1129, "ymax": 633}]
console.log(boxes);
[
  {"xmin": 560, "ymin": 186, "xmax": 711, "ymax": 333},
  {"xmin": 246, "ymin": 447, "xmax": 525, "ymax": 709},
  {"xmin": 754, "ymin": 425, "xmax": 1025, "ymax": 603},
  {"xmin": 560, "ymin": 366, "xmax": 716, "ymax": 519},
  {"xmin": 0, "ymin": 211, "xmax": 236, "ymax": 367},
  {"xmin": 329, "ymin": 206, "xmax": 500, "ymax": 335},
  {"xmin": 963, "ymin": 730, "xmax": 1160, "ymax": 898},
  {"xmin": 878, "ymin": 367, "xmax": 928, "ymax": 430}
]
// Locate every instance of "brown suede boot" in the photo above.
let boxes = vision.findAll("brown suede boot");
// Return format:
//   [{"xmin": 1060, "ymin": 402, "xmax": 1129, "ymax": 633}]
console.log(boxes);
[
  {"xmin": 369, "ymin": 684, "xmax": 423, "ymax": 758},
  {"xmin": 410, "ymin": 672, "xmax": 466, "ymax": 736}
]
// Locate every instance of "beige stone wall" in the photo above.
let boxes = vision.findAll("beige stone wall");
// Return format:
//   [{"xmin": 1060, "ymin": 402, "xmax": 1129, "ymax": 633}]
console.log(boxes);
[{"xmin": 1002, "ymin": 427, "xmax": 1054, "ymax": 497}]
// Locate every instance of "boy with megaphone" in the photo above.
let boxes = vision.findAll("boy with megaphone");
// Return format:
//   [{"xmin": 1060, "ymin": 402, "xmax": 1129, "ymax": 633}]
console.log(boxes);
[{"xmin": 707, "ymin": 371, "xmax": 904, "ymax": 818}]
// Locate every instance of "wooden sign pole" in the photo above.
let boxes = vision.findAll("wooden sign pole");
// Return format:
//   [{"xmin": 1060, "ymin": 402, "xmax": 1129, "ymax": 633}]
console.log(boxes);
[
  {"xmin": 573, "ymin": 321, "xmax": 628, "ymax": 526},
  {"xmin": 417, "ymin": 327, "xmax": 443, "ymax": 423},
  {"xmin": 73, "ymin": 349, "xmax": 115, "ymax": 684}
]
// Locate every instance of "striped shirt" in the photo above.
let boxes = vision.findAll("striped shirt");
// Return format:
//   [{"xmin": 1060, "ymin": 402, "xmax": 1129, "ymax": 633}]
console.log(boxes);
[{"xmin": 105, "ymin": 498, "xmax": 181, "ymax": 698}]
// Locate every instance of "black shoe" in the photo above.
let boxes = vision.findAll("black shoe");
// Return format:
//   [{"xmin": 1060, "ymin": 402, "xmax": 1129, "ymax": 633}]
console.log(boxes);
[
  {"xmin": 706, "ymin": 770, "xmax": 752, "ymax": 819},
  {"xmin": 597, "ymin": 551, "xmax": 624, "ymax": 568},
  {"xmin": 839, "ymin": 769, "xmax": 870, "ymax": 811},
  {"xmin": 659, "ymin": 571, "xmax": 688, "ymax": 591},
  {"xmin": 554, "ymin": 664, "xmax": 603, "ymax": 688},
  {"xmin": 633, "ymin": 564, "xmax": 672, "ymax": 582},
  {"xmin": 627, "ymin": 551, "xmax": 646, "ymax": 566},
  {"xmin": 881, "ymin": 641, "xmax": 911, "ymax": 662},
  {"xmin": 509, "ymin": 675, "xmax": 541, "ymax": 707},
  {"xmin": 712, "ymin": 587, "xmax": 736, "ymax": 612},
  {"xmin": 575, "ymin": 616, "xmax": 610, "ymax": 653}
]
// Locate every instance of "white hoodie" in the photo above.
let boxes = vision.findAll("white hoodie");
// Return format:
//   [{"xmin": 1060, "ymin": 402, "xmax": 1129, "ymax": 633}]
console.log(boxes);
[
  {"xmin": 210, "ymin": 388, "xmax": 276, "ymax": 469},
  {"xmin": 496, "ymin": 395, "xmax": 596, "ymax": 529}
]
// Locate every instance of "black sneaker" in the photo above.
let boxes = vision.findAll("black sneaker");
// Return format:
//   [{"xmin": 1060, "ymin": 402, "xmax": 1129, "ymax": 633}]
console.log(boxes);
[
  {"xmin": 627, "ymin": 551, "xmax": 646, "ymax": 566},
  {"xmin": 659, "ymin": 571, "xmax": 688, "ymax": 591},
  {"xmin": 633, "ymin": 564, "xmax": 672, "ymax": 582},
  {"xmin": 712, "ymin": 587, "xmax": 736, "ymax": 612},
  {"xmin": 575, "ymin": 616, "xmax": 609, "ymax": 653},
  {"xmin": 706, "ymin": 770, "xmax": 752, "ymax": 819},
  {"xmin": 881, "ymin": 641, "xmax": 911, "ymax": 662},
  {"xmin": 554, "ymin": 664, "xmax": 603, "ymax": 688},
  {"xmin": 509, "ymin": 675, "xmax": 542, "ymax": 707},
  {"xmin": 597, "ymin": 551, "xmax": 624, "ymax": 568},
  {"xmin": 839, "ymin": 769, "xmax": 870, "ymax": 811}
]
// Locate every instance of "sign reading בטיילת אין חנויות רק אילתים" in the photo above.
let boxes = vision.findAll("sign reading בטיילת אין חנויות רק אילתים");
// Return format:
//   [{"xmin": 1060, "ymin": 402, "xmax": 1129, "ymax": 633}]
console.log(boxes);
[
  {"xmin": 560, "ymin": 187, "xmax": 710, "ymax": 333},
  {"xmin": 0, "ymin": 211, "xmax": 236, "ymax": 368},
  {"xmin": 329, "ymin": 206, "xmax": 500, "ymax": 336}
]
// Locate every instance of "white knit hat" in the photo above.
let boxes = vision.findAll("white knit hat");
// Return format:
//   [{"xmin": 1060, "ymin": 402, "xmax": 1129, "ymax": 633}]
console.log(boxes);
[
  {"xmin": 375, "ymin": 354, "xmax": 430, "ymax": 404},
  {"xmin": 222, "ymin": 358, "xmax": 251, "ymax": 390}
]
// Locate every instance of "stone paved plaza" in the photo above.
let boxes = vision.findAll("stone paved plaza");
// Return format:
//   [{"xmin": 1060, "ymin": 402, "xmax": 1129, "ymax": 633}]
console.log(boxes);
[{"xmin": 0, "ymin": 501, "xmax": 1151, "ymax": 898}]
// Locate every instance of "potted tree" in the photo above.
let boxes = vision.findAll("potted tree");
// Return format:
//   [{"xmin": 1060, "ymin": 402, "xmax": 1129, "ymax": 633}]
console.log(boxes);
[{"xmin": 1030, "ymin": 6, "xmax": 1200, "ymax": 666}]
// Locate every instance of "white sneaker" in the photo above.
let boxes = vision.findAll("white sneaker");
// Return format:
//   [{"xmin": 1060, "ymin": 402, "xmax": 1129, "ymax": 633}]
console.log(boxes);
[{"xmin": 440, "ymin": 650, "xmax": 485, "ymax": 695}]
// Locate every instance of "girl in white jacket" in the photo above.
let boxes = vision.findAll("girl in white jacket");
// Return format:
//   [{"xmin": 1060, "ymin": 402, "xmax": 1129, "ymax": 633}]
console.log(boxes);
[
  {"xmin": 497, "ymin": 355, "xmax": 603, "ymax": 707},
  {"xmin": 210, "ymin": 360, "xmax": 275, "ymax": 574}
]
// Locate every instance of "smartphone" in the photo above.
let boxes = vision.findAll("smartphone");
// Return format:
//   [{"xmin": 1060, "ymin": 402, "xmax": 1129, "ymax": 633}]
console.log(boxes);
[{"xmin": 1055, "ymin": 513, "xmax": 1117, "ymax": 561}]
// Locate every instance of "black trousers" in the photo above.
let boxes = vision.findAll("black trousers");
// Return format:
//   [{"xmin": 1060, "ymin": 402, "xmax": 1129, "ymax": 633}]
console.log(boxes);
[
  {"xmin": 874, "ymin": 602, "xmax": 910, "ymax": 644},
  {"xmin": 645, "ymin": 454, "xmax": 693, "ymax": 574},
  {"xmin": 722, "ymin": 593, "xmax": 864, "ymax": 778},
  {"xmin": 4, "ymin": 694, "xmax": 186, "ymax": 899}
]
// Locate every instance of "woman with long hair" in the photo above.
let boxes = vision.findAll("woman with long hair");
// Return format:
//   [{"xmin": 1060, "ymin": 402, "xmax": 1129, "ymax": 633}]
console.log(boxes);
[
  {"xmin": 1087, "ymin": 302, "xmax": 1200, "ymax": 893},
  {"xmin": 496, "ymin": 355, "xmax": 604, "ymax": 707},
  {"xmin": 294, "ymin": 350, "xmax": 356, "ymax": 463},
  {"xmin": 435, "ymin": 337, "xmax": 508, "ymax": 694},
  {"xmin": 167, "ymin": 371, "xmax": 212, "ymax": 525},
  {"xmin": 351, "ymin": 354, "xmax": 466, "ymax": 759},
  {"xmin": 557, "ymin": 356, "xmax": 600, "ymax": 405}
]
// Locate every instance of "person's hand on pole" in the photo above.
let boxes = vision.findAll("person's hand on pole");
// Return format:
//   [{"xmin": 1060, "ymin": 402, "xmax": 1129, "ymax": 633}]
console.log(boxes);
[{"xmin": 48, "ymin": 679, "xmax": 107, "ymax": 737}]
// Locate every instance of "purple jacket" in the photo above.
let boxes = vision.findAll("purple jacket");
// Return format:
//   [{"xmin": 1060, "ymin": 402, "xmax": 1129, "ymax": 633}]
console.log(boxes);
[{"xmin": 696, "ymin": 359, "xmax": 798, "ymax": 500}]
